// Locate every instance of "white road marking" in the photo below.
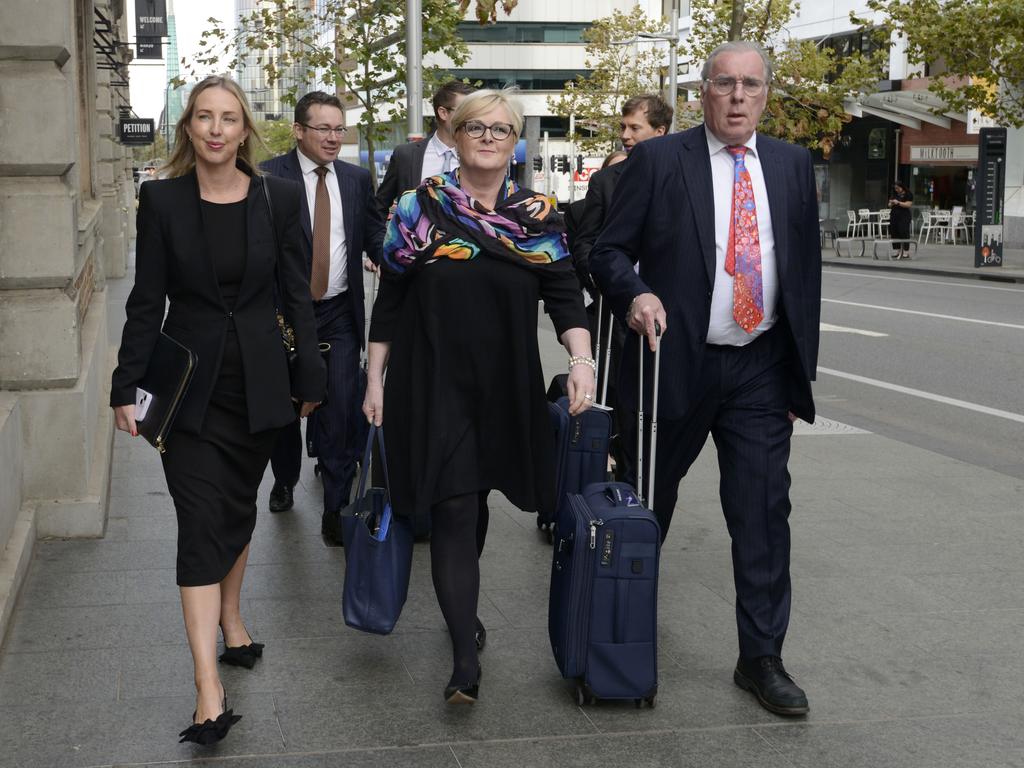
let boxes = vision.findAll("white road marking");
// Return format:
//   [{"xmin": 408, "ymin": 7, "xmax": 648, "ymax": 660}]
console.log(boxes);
[
  {"xmin": 818, "ymin": 367, "xmax": 1024, "ymax": 425},
  {"xmin": 820, "ymin": 322, "xmax": 888, "ymax": 337},
  {"xmin": 823, "ymin": 269, "xmax": 1024, "ymax": 293},
  {"xmin": 822, "ymin": 298, "xmax": 1024, "ymax": 331}
]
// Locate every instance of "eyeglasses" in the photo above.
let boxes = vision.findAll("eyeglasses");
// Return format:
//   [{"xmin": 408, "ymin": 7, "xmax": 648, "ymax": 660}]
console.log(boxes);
[
  {"xmin": 300, "ymin": 123, "xmax": 347, "ymax": 137},
  {"xmin": 705, "ymin": 77, "xmax": 767, "ymax": 97},
  {"xmin": 460, "ymin": 121, "xmax": 515, "ymax": 141}
]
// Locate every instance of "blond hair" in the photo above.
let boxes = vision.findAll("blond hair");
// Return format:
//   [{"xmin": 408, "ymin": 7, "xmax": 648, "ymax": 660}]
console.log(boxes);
[
  {"xmin": 162, "ymin": 75, "xmax": 264, "ymax": 178},
  {"xmin": 450, "ymin": 88, "xmax": 524, "ymax": 139}
]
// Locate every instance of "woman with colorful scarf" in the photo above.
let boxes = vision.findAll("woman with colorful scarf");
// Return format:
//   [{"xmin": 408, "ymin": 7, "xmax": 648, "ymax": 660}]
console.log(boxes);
[{"xmin": 363, "ymin": 89, "xmax": 594, "ymax": 704}]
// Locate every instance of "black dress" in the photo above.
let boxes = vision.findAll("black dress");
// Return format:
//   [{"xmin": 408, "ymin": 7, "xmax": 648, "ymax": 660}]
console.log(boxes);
[
  {"xmin": 370, "ymin": 254, "xmax": 587, "ymax": 527},
  {"xmin": 162, "ymin": 199, "xmax": 281, "ymax": 587},
  {"xmin": 890, "ymin": 188, "xmax": 913, "ymax": 244}
]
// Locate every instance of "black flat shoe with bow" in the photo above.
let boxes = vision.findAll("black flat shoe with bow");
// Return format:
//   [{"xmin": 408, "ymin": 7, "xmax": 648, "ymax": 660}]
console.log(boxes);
[{"xmin": 178, "ymin": 696, "xmax": 241, "ymax": 745}]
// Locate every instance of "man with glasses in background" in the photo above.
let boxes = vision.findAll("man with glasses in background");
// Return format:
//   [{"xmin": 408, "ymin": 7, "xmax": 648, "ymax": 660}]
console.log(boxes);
[
  {"xmin": 375, "ymin": 80, "xmax": 476, "ymax": 220},
  {"xmin": 261, "ymin": 92, "xmax": 385, "ymax": 542},
  {"xmin": 590, "ymin": 42, "xmax": 821, "ymax": 717}
]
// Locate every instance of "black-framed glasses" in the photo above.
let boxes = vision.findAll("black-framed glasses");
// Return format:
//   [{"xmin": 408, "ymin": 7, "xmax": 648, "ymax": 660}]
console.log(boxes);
[
  {"xmin": 461, "ymin": 120, "xmax": 515, "ymax": 141},
  {"xmin": 705, "ymin": 76, "xmax": 767, "ymax": 97},
  {"xmin": 300, "ymin": 123, "xmax": 347, "ymax": 137}
]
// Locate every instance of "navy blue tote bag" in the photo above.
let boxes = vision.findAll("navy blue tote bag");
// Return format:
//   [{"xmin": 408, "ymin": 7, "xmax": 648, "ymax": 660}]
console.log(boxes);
[{"xmin": 341, "ymin": 425, "xmax": 413, "ymax": 634}]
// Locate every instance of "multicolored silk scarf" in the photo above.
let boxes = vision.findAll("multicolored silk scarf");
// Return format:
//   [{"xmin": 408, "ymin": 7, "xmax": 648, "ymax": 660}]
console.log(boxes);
[{"xmin": 381, "ymin": 170, "xmax": 569, "ymax": 277}]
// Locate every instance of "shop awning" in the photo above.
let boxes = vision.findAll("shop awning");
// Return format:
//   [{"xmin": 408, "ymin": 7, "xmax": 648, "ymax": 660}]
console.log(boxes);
[{"xmin": 844, "ymin": 89, "xmax": 968, "ymax": 131}]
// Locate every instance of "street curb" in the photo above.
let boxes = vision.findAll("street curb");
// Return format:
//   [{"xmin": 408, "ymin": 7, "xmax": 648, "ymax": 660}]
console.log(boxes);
[{"xmin": 822, "ymin": 257, "xmax": 1024, "ymax": 284}]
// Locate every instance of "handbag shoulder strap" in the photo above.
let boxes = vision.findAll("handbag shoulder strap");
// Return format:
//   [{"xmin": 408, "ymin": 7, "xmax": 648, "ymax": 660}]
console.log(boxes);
[{"xmin": 261, "ymin": 176, "xmax": 287, "ymax": 311}]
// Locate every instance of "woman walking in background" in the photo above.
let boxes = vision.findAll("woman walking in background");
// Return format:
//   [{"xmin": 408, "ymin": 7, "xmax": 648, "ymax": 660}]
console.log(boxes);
[
  {"xmin": 363, "ymin": 89, "xmax": 593, "ymax": 704},
  {"xmin": 110, "ymin": 76, "xmax": 325, "ymax": 744}
]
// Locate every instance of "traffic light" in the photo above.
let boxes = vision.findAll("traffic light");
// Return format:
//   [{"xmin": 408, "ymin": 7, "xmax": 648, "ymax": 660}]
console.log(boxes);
[
  {"xmin": 557, "ymin": 155, "xmax": 570, "ymax": 173},
  {"xmin": 532, "ymin": 155, "xmax": 543, "ymax": 171},
  {"xmin": 576, "ymin": 154, "xmax": 584, "ymax": 174}
]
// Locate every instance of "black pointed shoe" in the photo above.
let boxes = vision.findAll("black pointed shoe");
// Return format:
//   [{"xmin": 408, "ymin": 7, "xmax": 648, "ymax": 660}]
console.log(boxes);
[
  {"xmin": 734, "ymin": 656, "xmax": 809, "ymax": 716},
  {"xmin": 268, "ymin": 482, "xmax": 294, "ymax": 513},
  {"xmin": 178, "ymin": 695, "xmax": 241, "ymax": 745},
  {"xmin": 219, "ymin": 626, "xmax": 264, "ymax": 669},
  {"xmin": 444, "ymin": 666, "xmax": 482, "ymax": 705}
]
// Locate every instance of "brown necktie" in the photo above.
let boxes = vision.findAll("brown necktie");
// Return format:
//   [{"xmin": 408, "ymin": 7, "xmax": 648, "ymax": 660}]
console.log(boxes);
[{"xmin": 310, "ymin": 165, "xmax": 331, "ymax": 300}]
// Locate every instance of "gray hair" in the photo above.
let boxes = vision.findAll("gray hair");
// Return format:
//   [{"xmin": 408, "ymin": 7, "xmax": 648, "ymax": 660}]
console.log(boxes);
[
  {"xmin": 450, "ymin": 88, "xmax": 525, "ymax": 139},
  {"xmin": 700, "ymin": 41, "xmax": 774, "ymax": 85}
]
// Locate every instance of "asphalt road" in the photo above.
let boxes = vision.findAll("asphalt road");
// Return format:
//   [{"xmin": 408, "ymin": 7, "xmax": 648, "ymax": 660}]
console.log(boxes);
[{"xmin": 816, "ymin": 267, "xmax": 1024, "ymax": 479}]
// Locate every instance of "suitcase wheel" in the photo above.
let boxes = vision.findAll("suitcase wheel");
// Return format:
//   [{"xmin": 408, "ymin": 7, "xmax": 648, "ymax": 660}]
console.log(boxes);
[
  {"xmin": 575, "ymin": 683, "xmax": 595, "ymax": 707},
  {"xmin": 634, "ymin": 695, "xmax": 656, "ymax": 708}
]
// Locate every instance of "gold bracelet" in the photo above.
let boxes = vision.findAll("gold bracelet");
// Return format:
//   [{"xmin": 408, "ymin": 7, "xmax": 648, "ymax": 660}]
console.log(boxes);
[{"xmin": 568, "ymin": 355, "xmax": 597, "ymax": 374}]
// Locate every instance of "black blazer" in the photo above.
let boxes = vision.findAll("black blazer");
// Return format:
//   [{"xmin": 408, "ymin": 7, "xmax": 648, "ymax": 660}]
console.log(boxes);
[
  {"xmin": 590, "ymin": 125, "xmax": 821, "ymax": 422},
  {"xmin": 574, "ymin": 162, "xmax": 626, "ymax": 273},
  {"xmin": 374, "ymin": 133, "xmax": 431, "ymax": 219},
  {"xmin": 111, "ymin": 167, "xmax": 327, "ymax": 434},
  {"xmin": 260, "ymin": 149, "xmax": 385, "ymax": 346}
]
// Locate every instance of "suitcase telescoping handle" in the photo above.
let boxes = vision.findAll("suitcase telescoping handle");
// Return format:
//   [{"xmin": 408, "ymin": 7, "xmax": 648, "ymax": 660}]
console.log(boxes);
[
  {"xmin": 595, "ymin": 295, "xmax": 614, "ymax": 406},
  {"xmin": 636, "ymin": 320, "xmax": 662, "ymax": 507}
]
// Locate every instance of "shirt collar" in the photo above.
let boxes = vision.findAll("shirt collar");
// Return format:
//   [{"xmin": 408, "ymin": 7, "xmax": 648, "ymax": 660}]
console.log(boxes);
[
  {"xmin": 296, "ymin": 148, "xmax": 335, "ymax": 176},
  {"xmin": 427, "ymin": 132, "xmax": 456, "ymax": 159},
  {"xmin": 705, "ymin": 128, "xmax": 759, "ymax": 159}
]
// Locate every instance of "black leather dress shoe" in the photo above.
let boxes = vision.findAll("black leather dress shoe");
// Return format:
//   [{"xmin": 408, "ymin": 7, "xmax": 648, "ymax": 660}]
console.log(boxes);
[
  {"xmin": 734, "ymin": 656, "xmax": 809, "ymax": 716},
  {"xmin": 269, "ymin": 482, "xmax": 294, "ymax": 513}
]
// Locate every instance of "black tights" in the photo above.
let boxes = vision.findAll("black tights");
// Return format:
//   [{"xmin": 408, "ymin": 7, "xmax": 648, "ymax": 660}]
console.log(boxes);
[{"xmin": 429, "ymin": 491, "xmax": 489, "ymax": 687}]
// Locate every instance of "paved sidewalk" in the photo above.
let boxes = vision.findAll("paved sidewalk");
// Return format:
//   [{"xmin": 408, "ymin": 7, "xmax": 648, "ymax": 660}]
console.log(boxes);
[
  {"xmin": 2, "ymin": 273, "xmax": 1023, "ymax": 767},
  {"xmin": 823, "ymin": 240, "xmax": 1024, "ymax": 282}
]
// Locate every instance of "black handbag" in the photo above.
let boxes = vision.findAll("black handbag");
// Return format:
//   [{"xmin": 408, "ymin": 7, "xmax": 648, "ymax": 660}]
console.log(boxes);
[
  {"xmin": 340, "ymin": 424, "xmax": 413, "ymax": 635},
  {"xmin": 135, "ymin": 332, "xmax": 197, "ymax": 453}
]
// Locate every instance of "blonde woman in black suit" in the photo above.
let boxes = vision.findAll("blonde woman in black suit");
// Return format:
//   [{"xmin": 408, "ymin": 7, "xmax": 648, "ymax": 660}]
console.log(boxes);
[{"xmin": 110, "ymin": 76, "xmax": 325, "ymax": 745}]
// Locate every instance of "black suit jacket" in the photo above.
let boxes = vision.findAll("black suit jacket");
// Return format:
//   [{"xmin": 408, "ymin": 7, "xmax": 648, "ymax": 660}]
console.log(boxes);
[
  {"xmin": 590, "ymin": 126, "xmax": 821, "ymax": 422},
  {"xmin": 111, "ymin": 168, "xmax": 326, "ymax": 433},
  {"xmin": 260, "ymin": 149, "xmax": 386, "ymax": 346},
  {"xmin": 374, "ymin": 133, "xmax": 431, "ymax": 219},
  {"xmin": 574, "ymin": 162, "xmax": 626, "ymax": 273}
]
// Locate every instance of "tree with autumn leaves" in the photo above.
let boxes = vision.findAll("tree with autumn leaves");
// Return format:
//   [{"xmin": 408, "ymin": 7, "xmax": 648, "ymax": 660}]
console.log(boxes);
[
  {"xmin": 550, "ymin": 1, "xmax": 887, "ymax": 158},
  {"xmin": 180, "ymin": 0, "xmax": 521, "ymax": 186},
  {"xmin": 859, "ymin": 0, "xmax": 1024, "ymax": 128}
]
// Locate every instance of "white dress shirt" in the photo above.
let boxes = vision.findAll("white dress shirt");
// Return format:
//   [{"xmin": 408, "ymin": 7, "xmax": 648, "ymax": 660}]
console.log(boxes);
[
  {"xmin": 296, "ymin": 148, "xmax": 348, "ymax": 299},
  {"xmin": 420, "ymin": 131, "xmax": 459, "ymax": 180},
  {"xmin": 705, "ymin": 130, "xmax": 778, "ymax": 346}
]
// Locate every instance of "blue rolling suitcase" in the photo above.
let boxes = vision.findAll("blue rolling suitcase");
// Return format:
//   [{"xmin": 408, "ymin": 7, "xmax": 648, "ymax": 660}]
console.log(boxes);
[
  {"xmin": 542, "ymin": 397, "xmax": 613, "ymax": 537},
  {"xmin": 548, "ymin": 328, "xmax": 662, "ymax": 706}
]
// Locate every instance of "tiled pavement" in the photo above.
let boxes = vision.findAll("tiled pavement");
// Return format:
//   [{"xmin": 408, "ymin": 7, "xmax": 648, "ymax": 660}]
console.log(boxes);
[{"xmin": 2, "ymin": 260, "xmax": 1023, "ymax": 767}]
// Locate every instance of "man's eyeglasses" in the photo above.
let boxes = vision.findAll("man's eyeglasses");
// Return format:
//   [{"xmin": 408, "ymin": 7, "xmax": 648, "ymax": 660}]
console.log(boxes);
[
  {"xmin": 460, "ymin": 121, "xmax": 515, "ymax": 141},
  {"xmin": 705, "ymin": 77, "xmax": 767, "ymax": 97},
  {"xmin": 300, "ymin": 123, "xmax": 347, "ymax": 137}
]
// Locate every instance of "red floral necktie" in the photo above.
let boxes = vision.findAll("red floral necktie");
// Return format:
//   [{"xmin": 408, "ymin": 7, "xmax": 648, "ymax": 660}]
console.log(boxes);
[{"xmin": 725, "ymin": 146, "xmax": 764, "ymax": 333}]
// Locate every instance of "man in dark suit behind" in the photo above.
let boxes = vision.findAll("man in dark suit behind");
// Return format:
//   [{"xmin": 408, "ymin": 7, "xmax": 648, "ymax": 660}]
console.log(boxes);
[
  {"xmin": 374, "ymin": 80, "xmax": 475, "ymax": 219},
  {"xmin": 576, "ymin": 96, "xmax": 671, "ymax": 475},
  {"xmin": 590, "ymin": 42, "xmax": 821, "ymax": 717},
  {"xmin": 261, "ymin": 92, "xmax": 385, "ymax": 535}
]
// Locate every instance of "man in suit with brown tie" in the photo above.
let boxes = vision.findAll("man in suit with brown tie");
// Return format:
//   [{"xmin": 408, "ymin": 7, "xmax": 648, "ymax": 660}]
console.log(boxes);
[
  {"xmin": 590, "ymin": 42, "xmax": 821, "ymax": 717},
  {"xmin": 374, "ymin": 81, "xmax": 475, "ymax": 219},
  {"xmin": 262, "ymin": 92, "xmax": 385, "ymax": 537}
]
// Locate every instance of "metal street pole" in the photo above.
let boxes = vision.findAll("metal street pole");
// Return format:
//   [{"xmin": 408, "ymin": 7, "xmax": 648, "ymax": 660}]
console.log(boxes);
[
  {"xmin": 406, "ymin": 0, "xmax": 424, "ymax": 140},
  {"xmin": 668, "ymin": 0, "xmax": 679, "ymax": 133}
]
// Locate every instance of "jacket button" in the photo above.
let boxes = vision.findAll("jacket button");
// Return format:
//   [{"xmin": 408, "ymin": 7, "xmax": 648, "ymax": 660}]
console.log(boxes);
[{"xmin": 227, "ymin": 311, "xmax": 233, "ymax": 318}]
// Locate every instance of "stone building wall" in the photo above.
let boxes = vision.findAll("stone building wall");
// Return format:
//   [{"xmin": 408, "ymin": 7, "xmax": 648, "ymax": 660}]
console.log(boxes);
[{"xmin": 0, "ymin": 0, "xmax": 132, "ymax": 641}]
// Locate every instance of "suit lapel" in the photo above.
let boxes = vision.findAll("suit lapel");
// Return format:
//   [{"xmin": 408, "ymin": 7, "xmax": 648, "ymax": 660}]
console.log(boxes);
[
  {"xmin": 285, "ymin": 149, "xmax": 313, "ymax": 247},
  {"xmin": 238, "ymin": 174, "xmax": 272, "ymax": 306},
  {"xmin": 408, "ymin": 134, "xmax": 430, "ymax": 191},
  {"xmin": 758, "ymin": 140, "xmax": 789, "ymax": 280},
  {"xmin": 334, "ymin": 159, "xmax": 356, "ymax": 250},
  {"xmin": 677, "ymin": 127, "xmax": 716, "ymax": 286}
]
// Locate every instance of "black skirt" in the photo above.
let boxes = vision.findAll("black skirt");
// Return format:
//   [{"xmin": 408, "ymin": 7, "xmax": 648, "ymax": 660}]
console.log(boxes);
[{"xmin": 161, "ymin": 330, "xmax": 280, "ymax": 586}]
